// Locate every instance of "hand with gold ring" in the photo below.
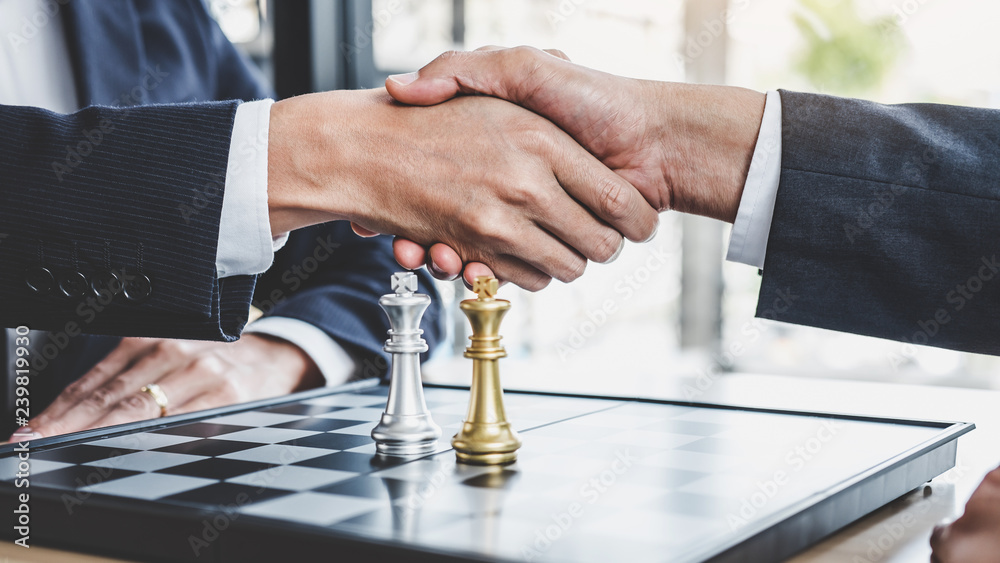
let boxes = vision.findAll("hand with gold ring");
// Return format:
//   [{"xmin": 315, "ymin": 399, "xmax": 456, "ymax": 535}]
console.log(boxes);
[
  {"xmin": 139, "ymin": 383, "xmax": 169, "ymax": 418},
  {"xmin": 9, "ymin": 335, "xmax": 323, "ymax": 440}
]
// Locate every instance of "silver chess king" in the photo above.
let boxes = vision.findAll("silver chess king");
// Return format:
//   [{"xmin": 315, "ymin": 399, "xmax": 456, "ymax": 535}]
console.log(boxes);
[{"xmin": 371, "ymin": 272, "xmax": 441, "ymax": 456}]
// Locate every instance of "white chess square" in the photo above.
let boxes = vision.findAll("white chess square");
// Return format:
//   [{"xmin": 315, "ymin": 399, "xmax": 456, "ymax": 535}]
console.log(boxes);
[
  {"xmin": 217, "ymin": 427, "xmax": 318, "ymax": 444},
  {"xmin": 238, "ymin": 492, "xmax": 382, "ymax": 526},
  {"xmin": 303, "ymin": 394, "xmax": 387, "ymax": 408},
  {"xmin": 82, "ymin": 473, "xmax": 216, "ymax": 500},
  {"xmin": 203, "ymin": 412, "xmax": 306, "ymax": 427},
  {"xmin": 84, "ymin": 451, "xmax": 206, "ymax": 472},
  {"xmin": 226, "ymin": 465, "xmax": 355, "ymax": 491},
  {"xmin": 88, "ymin": 432, "xmax": 201, "ymax": 451},
  {"xmin": 219, "ymin": 444, "xmax": 332, "ymax": 464},
  {"xmin": 315, "ymin": 407, "xmax": 385, "ymax": 421}
]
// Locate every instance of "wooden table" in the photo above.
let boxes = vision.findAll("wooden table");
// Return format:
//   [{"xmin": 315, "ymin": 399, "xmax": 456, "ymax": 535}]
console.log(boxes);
[{"xmin": 2, "ymin": 371, "xmax": 995, "ymax": 562}]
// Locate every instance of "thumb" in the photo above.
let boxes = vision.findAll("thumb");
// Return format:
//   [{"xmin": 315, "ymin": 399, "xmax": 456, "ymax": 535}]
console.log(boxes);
[{"xmin": 386, "ymin": 47, "xmax": 559, "ymax": 107}]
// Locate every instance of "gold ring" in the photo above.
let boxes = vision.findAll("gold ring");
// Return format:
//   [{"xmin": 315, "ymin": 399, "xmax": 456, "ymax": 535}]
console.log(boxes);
[{"xmin": 140, "ymin": 383, "xmax": 169, "ymax": 417}]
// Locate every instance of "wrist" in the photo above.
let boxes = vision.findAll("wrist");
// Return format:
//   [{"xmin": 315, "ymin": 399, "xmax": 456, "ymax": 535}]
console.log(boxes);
[
  {"xmin": 654, "ymin": 84, "xmax": 765, "ymax": 223},
  {"xmin": 242, "ymin": 333, "xmax": 323, "ymax": 391},
  {"xmin": 266, "ymin": 91, "xmax": 370, "ymax": 234}
]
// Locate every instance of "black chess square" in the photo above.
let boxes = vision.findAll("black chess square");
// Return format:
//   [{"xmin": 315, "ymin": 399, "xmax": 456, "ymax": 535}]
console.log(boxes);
[
  {"xmin": 153, "ymin": 439, "xmax": 258, "ymax": 457},
  {"xmin": 277, "ymin": 433, "xmax": 373, "ymax": 450},
  {"xmin": 160, "ymin": 458, "xmax": 276, "ymax": 480},
  {"xmin": 153, "ymin": 422, "xmax": 250, "ymax": 438},
  {"xmin": 295, "ymin": 452, "xmax": 390, "ymax": 473},
  {"xmin": 163, "ymin": 482, "xmax": 292, "ymax": 507},
  {"xmin": 271, "ymin": 418, "xmax": 361, "ymax": 432},
  {"xmin": 31, "ymin": 445, "xmax": 139, "ymax": 464},
  {"xmin": 32, "ymin": 464, "xmax": 141, "ymax": 489},
  {"xmin": 314, "ymin": 476, "xmax": 393, "ymax": 499},
  {"xmin": 262, "ymin": 403, "xmax": 345, "ymax": 416}
]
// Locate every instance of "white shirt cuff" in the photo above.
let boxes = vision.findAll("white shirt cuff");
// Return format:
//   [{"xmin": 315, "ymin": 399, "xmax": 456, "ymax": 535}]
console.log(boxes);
[
  {"xmin": 246, "ymin": 317, "xmax": 357, "ymax": 387},
  {"xmin": 726, "ymin": 90, "xmax": 783, "ymax": 269},
  {"xmin": 216, "ymin": 99, "xmax": 287, "ymax": 278}
]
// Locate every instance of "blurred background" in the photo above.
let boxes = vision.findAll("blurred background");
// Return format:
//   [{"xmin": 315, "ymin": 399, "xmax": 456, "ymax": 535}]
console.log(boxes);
[{"xmin": 209, "ymin": 0, "xmax": 1000, "ymax": 394}]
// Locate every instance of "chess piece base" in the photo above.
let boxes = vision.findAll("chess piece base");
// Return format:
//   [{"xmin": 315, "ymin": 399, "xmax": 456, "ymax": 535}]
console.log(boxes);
[
  {"xmin": 451, "ymin": 421, "xmax": 521, "ymax": 466},
  {"xmin": 372, "ymin": 412, "xmax": 441, "ymax": 457}
]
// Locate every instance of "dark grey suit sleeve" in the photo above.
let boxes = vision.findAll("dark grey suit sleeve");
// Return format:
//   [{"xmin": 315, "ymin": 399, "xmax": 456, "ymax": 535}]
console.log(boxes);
[{"xmin": 758, "ymin": 90, "xmax": 1000, "ymax": 356}]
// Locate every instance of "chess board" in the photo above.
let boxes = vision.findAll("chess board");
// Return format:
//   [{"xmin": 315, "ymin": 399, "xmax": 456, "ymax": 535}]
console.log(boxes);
[{"xmin": 0, "ymin": 380, "xmax": 973, "ymax": 563}]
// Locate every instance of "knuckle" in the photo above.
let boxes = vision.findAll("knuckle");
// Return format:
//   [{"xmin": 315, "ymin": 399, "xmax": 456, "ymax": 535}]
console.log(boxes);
[
  {"xmin": 510, "ymin": 45, "xmax": 542, "ymax": 62},
  {"xmin": 123, "ymin": 393, "xmax": 154, "ymax": 414},
  {"xmin": 63, "ymin": 380, "xmax": 88, "ymax": 401},
  {"xmin": 597, "ymin": 177, "xmax": 632, "ymax": 221},
  {"xmin": 561, "ymin": 257, "xmax": 587, "ymax": 283},
  {"xmin": 86, "ymin": 386, "xmax": 116, "ymax": 410},
  {"xmin": 594, "ymin": 230, "xmax": 623, "ymax": 263},
  {"xmin": 190, "ymin": 355, "xmax": 226, "ymax": 376},
  {"xmin": 152, "ymin": 339, "xmax": 186, "ymax": 358}
]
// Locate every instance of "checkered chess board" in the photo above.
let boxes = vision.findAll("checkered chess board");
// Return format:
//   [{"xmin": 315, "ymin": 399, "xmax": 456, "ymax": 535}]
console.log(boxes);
[{"xmin": 0, "ymin": 382, "xmax": 972, "ymax": 562}]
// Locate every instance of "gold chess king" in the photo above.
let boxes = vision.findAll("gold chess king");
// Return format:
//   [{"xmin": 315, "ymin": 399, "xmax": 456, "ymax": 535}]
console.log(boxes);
[{"xmin": 452, "ymin": 276, "xmax": 522, "ymax": 465}]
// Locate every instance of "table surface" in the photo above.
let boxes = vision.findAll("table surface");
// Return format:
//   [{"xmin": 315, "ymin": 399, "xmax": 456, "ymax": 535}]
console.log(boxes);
[{"xmin": 2, "ymin": 370, "xmax": 996, "ymax": 563}]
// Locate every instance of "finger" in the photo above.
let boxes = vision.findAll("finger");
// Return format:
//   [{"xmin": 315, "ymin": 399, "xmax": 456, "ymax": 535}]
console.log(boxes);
[
  {"xmin": 87, "ymin": 356, "xmax": 229, "ymax": 430},
  {"xmin": 543, "ymin": 48, "xmax": 571, "ymax": 61},
  {"xmin": 929, "ymin": 524, "xmax": 951, "ymax": 562},
  {"xmin": 386, "ymin": 46, "xmax": 569, "ymax": 107},
  {"xmin": 427, "ymin": 243, "xmax": 462, "ymax": 281},
  {"xmin": 462, "ymin": 262, "xmax": 496, "ymax": 288},
  {"xmin": 351, "ymin": 222, "xmax": 381, "ymax": 237},
  {"xmin": 392, "ymin": 237, "xmax": 428, "ymax": 270},
  {"xmin": 486, "ymin": 231, "xmax": 571, "ymax": 289},
  {"xmin": 27, "ymin": 338, "xmax": 155, "ymax": 435},
  {"xmin": 551, "ymin": 145, "xmax": 659, "ymax": 244},
  {"xmin": 32, "ymin": 341, "xmax": 190, "ymax": 436}
]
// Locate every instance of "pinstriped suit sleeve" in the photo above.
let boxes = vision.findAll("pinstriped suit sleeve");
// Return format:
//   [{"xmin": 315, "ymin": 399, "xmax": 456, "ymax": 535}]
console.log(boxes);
[{"xmin": 0, "ymin": 100, "xmax": 255, "ymax": 341}]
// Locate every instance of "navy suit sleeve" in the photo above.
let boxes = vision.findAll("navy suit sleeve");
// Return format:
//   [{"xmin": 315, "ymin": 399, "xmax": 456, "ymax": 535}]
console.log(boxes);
[
  {"xmin": 759, "ymin": 90, "xmax": 1000, "ymax": 356},
  {"xmin": 253, "ymin": 223, "xmax": 444, "ymax": 380},
  {"xmin": 0, "ymin": 101, "xmax": 255, "ymax": 341}
]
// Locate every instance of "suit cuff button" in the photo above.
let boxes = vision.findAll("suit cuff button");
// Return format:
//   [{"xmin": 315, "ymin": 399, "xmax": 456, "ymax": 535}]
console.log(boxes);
[
  {"xmin": 123, "ymin": 273, "xmax": 152, "ymax": 302},
  {"xmin": 91, "ymin": 270, "xmax": 124, "ymax": 298},
  {"xmin": 59, "ymin": 271, "xmax": 90, "ymax": 298},
  {"xmin": 25, "ymin": 267, "xmax": 55, "ymax": 294}
]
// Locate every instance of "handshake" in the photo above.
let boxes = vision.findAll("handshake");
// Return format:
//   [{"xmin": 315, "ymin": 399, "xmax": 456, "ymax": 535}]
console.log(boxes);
[{"xmin": 268, "ymin": 46, "xmax": 766, "ymax": 290}]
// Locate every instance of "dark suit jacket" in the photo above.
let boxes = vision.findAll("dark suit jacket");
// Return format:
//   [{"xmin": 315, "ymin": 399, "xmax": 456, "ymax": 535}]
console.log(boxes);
[
  {"xmin": 759, "ymin": 90, "xmax": 1000, "ymax": 356},
  {"xmin": 0, "ymin": 0, "xmax": 442, "ymax": 428}
]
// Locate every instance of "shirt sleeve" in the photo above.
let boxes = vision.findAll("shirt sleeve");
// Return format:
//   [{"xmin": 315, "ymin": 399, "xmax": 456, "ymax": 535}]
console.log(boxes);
[
  {"xmin": 215, "ymin": 99, "xmax": 289, "ymax": 278},
  {"xmin": 726, "ymin": 90, "xmax": 783, "ymax": 269},
  {"xmin": 245, "ymin": 316, "xmax": 357, "ymax": 387}
]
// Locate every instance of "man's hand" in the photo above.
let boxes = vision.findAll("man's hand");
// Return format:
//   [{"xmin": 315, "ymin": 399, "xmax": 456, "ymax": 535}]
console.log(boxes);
[
  {"xmin": 931, "ymin": 465, "xmax": 1000, "ymax": 563},
  {"xmin": 383, "ymin": 46, "xmax": 766, "ymax": 283},
  {"xmin": 267, "ymin": 87, "xmax": 658, "ymax": 291},
  {"xmin": 9, "ymin": 335, "xmax": 322, "ymax": 439}
]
